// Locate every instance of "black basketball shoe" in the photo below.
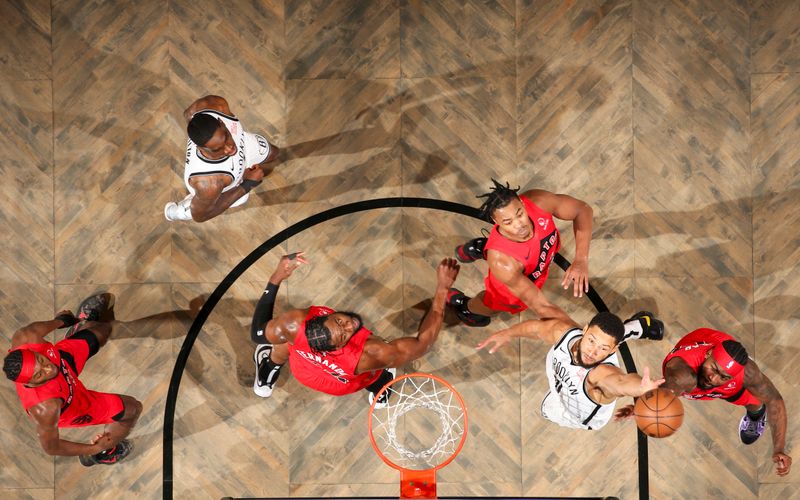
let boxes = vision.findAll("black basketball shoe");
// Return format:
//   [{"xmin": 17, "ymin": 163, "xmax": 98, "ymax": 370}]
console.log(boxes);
[
  {"xmin": 253, "ymin": 344, "xmax": 282, "ymax": 398},
  {"xmin": 624, "ymin": 311, "xmax": 664, "ymax": 341},
  {"xmin": 66, "ymin": 293, "xmax": 115, "ymax": 338},
  {"xmin": 447, "ymin": 288, "xmax": 491, "ymax": 327},
  {"xmin": 368, "ymin": 368, "xmax": 397, "ymax": 409},
  {"xmin": 79, "ymin": 439, "xmax": 133, "ymax": 467},
  {"xmin": 454, "ymin": 237, "xmax": 487, "ymax": 263}
]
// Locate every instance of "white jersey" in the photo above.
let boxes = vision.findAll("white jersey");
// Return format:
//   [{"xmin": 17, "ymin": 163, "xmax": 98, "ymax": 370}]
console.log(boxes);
[
  {"xmin": 183, "ymin": 109, "xmax": 271, "ymax": 198},
  {"xmin": 542, "ymin": 328, "xmax": 619, "ymax": 430}
]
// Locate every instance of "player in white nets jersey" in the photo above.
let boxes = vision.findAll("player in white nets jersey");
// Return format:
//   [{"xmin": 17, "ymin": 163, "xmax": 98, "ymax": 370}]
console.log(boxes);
[
  {"xmin": 164, "ymin": 95, "xmax": 280, "ymax": 222},
  {"xmin": 478, "ymin": 311, "xmax": 664, "ymax": 430}
]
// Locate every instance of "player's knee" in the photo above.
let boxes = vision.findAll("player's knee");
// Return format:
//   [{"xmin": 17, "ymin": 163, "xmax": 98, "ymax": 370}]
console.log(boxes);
[
  {"xmin": 120, "ymin": 395, "xmax": 143, "ymax": 422},
  {"xmin": 85, "ymin": 321, "xmax": 112, "ymax": 345}
]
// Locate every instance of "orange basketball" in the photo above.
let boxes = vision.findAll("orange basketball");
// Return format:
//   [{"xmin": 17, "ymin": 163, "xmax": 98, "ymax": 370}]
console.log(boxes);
[{"xmin": 633, "ymin": 388, "xmax": 684, "ymax": 438}]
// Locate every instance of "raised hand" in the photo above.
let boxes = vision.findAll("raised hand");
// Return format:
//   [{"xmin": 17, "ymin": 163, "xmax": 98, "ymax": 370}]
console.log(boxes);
[
  {"xmin": 90, "ymin": 432, "xmax": 114, "ymax": 453},
  {"xmin": 243, "ymin": 164, "xmax": 266, "ymax": 182},
  {"xmin": 271, "ymin": 252, "xmax": 308, "ymax": 282},
  {"xmin": 476, "ymin": 329, "xmax": 513, "ymax": 354},
  {"xmin": 436, "ymin": 258, "xmax": 460, "ymax": 289},
  {"xmin": 639, "ymin": 366, "xmax": 666, "ymax": 393},
  {"xmin": 561, "ymin": 257, "xmax": 589, "ymax": 298}
]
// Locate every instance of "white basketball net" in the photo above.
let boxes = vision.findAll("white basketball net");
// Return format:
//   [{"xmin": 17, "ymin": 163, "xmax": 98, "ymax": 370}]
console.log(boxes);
[{"xmin": 370, "ymin": 375, "xmax": 466, "ymax": 470}]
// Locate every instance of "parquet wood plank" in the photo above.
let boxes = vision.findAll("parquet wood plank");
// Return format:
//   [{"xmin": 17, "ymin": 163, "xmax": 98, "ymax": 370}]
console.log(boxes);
[
  {"xmin": 401, "ymin": 0, "xmax": 515, "ymax": 78},
  {"xmin": 285, "ymin": 0, "xmax": 399, "ymax": 79},
  {"xmin": 633, "ymin": 0, "xmax": 752, "ymax": 278},
  {"xmin": 0, "ymin": 80, "xmax": 55, "ymax": 490},
  {"xmin": 400, "ymin": 76, "xmax": 516, "ymax": 202},
  {"xmin": 751, "ymin": 0, "xmax": 800, "ymax": 73},
  {"xmin": 0, "ymin": 0, "xmax": 51, "ymax": 81},
  {"xmin": 518, "ymin": 0, "xmax": 634, "ymax": 279},
  {"xmin": 284, "ymin": 79, "xmax": 403, "ymax": 223}
]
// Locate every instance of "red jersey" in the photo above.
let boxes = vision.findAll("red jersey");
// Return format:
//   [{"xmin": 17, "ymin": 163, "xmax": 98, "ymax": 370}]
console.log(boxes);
[
  {"xmin": 663, "ymin": 328, "xmax": 749, "ymax": 402},
  {"xmin": 287, "ymin": 306, "xmax": 382, "ymax": 396},
  {"xmin": 12, "ymin": 340, "xmax": 96, "ymax": 427},
  {"xmin": 482, "ymin": 195, "xmax": 560, "ymax": 313}
]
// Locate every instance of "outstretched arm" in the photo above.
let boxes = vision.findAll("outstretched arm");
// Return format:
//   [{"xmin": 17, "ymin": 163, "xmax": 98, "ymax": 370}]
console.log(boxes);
[
  {"xmin": 489, "ymin": 251, "xmax": 572, "ymax": 322},
  {"xmin": 476, "ymin": 317, "xmax": 578, "ymax": 354},
  {"xmin": 251, "ymin": 253, "xmax": 307, "ymax": 343},
  {"xmin": 29, "ymin": 399, "xmax": 112, "ymax": 456},
  {"xmin": 11, "ymin": 311, "xmax": 79, "ymax": 349},
  {"xmin": 356, "ymin": 259, "xmax": 459, "ymax": 372},
  {"xmin": 593, "ymin": 365, "xmax": 664, "ymax": 399},
  {"xmin": 525, "ymin": 189, "xmax": 593, "ymax": 297},
  {"xmin": 744, "ymin": 359, "xmax": 791, "ymax": 476},
  {"xmin": 183, "ymin": 95, "xmax": 233, "ymax": 121}
]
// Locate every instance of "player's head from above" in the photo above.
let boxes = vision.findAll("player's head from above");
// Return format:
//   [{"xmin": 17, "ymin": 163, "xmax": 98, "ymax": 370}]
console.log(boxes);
[
  {"xmin": 477, "ymin": 179, "xmax": 533, "ymax": 242},
  {"xmin": 698, "ymin": 339, "xmax": 748, "ymax": 390},
  {"xmin": 306, "ymin": 311, "xmax": 364, "ymax": 353},
  {"xmin": 188, "ymin": 113, "xmax": 237, "ymax": 158},
  {"xmin": 576, "ymin": 312, "xmax": 624, "ymax": 368},
  {"xmin": 3, "ymin": 349, "xmax": 59, "ymax": 387}
]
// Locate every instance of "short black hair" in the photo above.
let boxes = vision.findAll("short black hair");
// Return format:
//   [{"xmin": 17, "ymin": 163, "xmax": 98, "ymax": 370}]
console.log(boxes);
[
  {"xmin": 588, "ymin": 311, "xmax": 624, "ymax": 344},
  {"xmin": 477, "ymin": 179, "xmax": 521, "ymax": 222},
  {"xmin": 3, "ymin": 350, "xmax": 22, "ymax": 381},
  {"xmin": 305, "ymin": 315, "xmax": 335, "ymax": 353},
  {"xmin": 187, "ymin": 113, "xmax": 221, "ymax": 147},
  {"xmin": 721, "ymin": 339, "xmax": 749, "ymax": 366}
]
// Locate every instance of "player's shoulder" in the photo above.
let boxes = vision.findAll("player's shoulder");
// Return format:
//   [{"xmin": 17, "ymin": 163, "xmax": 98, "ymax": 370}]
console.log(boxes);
[
  {"xmin": 486, "ymin": 247, "xmax": 523, "ymax": 273},
  {"xmin": 588, "ymin": 362, "xmax": 622, "ymax": 381},
  {"xmin": 520, "ymin": 189, "xmax": 555, "ymax": 207},
  {"xmin": 549, "ymin": 322, "xmax": 581, "ymax": 347}
]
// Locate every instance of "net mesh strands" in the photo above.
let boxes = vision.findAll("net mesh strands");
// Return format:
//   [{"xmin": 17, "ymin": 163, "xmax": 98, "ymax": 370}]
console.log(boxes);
[{"xmin": 369, "ymin": 374, "xmax": 467, "ymax": 471}]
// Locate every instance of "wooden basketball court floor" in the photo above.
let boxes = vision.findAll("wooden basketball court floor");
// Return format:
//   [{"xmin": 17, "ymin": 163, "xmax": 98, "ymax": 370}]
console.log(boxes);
[{"xmin": 1, "ymin": 1, "xmax": 798, "ymax": 498}]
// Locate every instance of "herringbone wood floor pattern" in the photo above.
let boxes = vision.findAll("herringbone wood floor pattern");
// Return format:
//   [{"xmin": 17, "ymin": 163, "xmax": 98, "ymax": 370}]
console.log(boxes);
[{"xmin": 1, "ymin": 1, "xmax": 798, "ymax": 499}]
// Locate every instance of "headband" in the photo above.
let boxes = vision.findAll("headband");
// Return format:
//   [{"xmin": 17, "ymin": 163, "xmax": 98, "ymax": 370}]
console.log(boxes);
[
  {"xmin": 15, "ymin": 349, "xmax": 36, "ymax": 384},
  {"xmin": 711, "ymin": 343, "xmax": 744, "ymax": 378}
]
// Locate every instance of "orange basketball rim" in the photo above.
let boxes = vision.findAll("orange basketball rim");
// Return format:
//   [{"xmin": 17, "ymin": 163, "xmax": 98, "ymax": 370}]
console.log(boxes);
[{"xmin": 368, "ymin": 373, "xmax": 468, "ymax": 499}]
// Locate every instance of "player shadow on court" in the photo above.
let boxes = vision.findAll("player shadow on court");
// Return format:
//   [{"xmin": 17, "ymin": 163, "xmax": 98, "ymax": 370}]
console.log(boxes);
[
  {"xmin": 251, "ymin": 54, "xmax": 605, "ymax": 209},
  {"xmin": 747, "ymin": 295, "xmax": 800, "ymax": 360},
  {"xmin": 595, "ymin": 189, "xmax": 800, "ymax": 278}
]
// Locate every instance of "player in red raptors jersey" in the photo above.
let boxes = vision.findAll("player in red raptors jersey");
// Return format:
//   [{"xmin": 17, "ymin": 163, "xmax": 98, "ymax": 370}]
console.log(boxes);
[
  {"xmin": 2, "ymin": 294, "xmax": 142, "ymax": 466},
  {"xmin": 248, "ymin": 253, "xmax": 459, "ymax": 406},
  {"xmin": 617, "ymin": 328, "xmax": 791, "ymax": 476},
  {"xmin": 448, "ymin": 179, "xmax": 593, "ymax": 327}
]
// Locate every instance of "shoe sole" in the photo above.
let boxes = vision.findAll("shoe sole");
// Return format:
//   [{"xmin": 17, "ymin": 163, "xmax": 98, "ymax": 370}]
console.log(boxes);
[
  {"xmin": 77, "ymin": 293, "xmax": 115, "ymax": 322},
  {"xmin": 446, "ymin": 288, "xmax": 465, "ymax": 307},
  {"xmin": 253, "ymin": 345, "xmax": 274, "ymax": 397},
  {"xmin": 454, "ymin": 245, "xmax": 479, "ymax": 263},
  {"xmin": 80, "ymin": 440, "xmax": 133, "ymax": 466},
  {"xmin": 454, "ymin": 309, "xmax": 491, "ymax": 327}
]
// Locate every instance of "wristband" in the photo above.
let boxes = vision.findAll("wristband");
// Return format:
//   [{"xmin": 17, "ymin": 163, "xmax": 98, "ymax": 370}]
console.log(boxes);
[
  {"xmin": 241, "ymin": 179, "xmax": 262, "ymax": 193},
  {"xmin": 55, "ymin": 313, "xmax": 80, "ymax": 328}
]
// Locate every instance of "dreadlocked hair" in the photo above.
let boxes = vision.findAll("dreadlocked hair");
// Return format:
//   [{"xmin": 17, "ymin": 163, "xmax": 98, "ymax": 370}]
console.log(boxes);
[
  {"xmin": 721, "ymin": 339, "xmax": 749, "ymax": 366},
  {"xmin": 3, "ymin": 351, "xmax": 22, "ymax": 381},
  {"xmin": 305, "ymin": 315, "xmax": 335, "ymax": 353},
  {"xmin": 477, "ymin": 179, "xmax": 521, "ymax": 222}
]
